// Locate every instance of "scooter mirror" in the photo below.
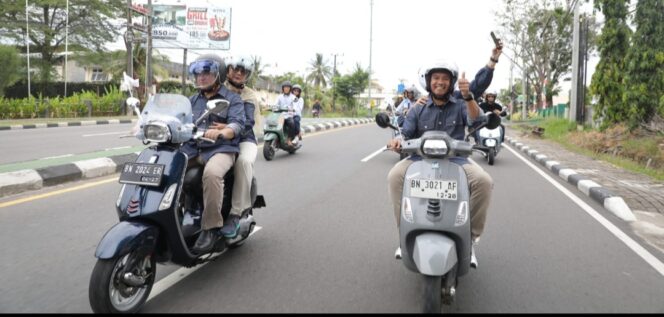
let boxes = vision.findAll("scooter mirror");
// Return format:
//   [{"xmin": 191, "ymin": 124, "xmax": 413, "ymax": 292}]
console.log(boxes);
[
  {"xmin": 126, "ymin": 97, "xmax": 140, "ymax": 108},
  {"xmin": 486, "ymin": 112, "xmax": 502, "ymax": 130},
  {"xmin": 206, "ymin": 99, "xmax": 230, "ymax": 115},
  {"xmin": 375, "ymin": 112, "xmax": 391, "ymax": 129}
]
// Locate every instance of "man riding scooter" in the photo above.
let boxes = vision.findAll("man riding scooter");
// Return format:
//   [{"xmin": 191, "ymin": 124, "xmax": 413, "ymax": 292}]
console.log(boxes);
[
  {"xmin": 183, "ymin": 54, "xmax": 246, "ymax": 253},
  {"xmin": 395, "ymin": 85, "xmax": 418, "ymax": 127},
  {"xmin": 477, "ymin": 89, "xmax": 506, "ymax": 144}
]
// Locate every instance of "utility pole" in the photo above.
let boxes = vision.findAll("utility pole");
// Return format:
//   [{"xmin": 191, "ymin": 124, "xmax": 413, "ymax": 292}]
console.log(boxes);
[
  {"xmin": 145, "ymin": 0, "xmax": 153, "ymax": 100},
  {"xmin": 126, "ymin": 0, "xmax": 133, "ymax": 86},
  {"xmin": 367, "ymin": 0, "xmax": 374, "ymax": 117},
  {"xmin": 570, "ymin": 2, "xmax": 580, "ymax": 123},
  {"xmin": 521, "ymin": 31, "xmax": 527, "ymax": 121},
  {"xmin": 182, "ymin": 49, "xmax": 187, "ymax": 94},
  {"xmin": 509, "ymin": 61, "xmax": 514, "ymax": 119},
  {"xmin": 331, "ymin": 53, "xmax": 342, "ymax": 111}
]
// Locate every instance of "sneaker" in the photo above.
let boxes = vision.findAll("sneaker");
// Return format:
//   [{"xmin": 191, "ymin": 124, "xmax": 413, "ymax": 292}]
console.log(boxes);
[
  {"xmin": 219, "ymin": 215, "xmax": 240, "ymax": 238},
  {"xmin": 395, "ymin": 247, "xmax": 402, "ymax": 260},
  {"xmin": 470, "ymin": 245, "xmax": 478, "ymax": 269}
]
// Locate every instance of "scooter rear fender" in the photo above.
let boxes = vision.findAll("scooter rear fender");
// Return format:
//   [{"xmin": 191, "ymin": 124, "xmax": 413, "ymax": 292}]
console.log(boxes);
[{"xmin": 95, "ymin": 220, "xmax": 159, "ymax": 260}]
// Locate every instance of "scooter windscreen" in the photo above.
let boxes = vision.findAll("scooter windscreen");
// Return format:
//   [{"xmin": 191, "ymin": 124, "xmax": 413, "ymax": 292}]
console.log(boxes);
[{"xmin": 136, "ymin": 94, "xmax": 195, "ymax": 143}]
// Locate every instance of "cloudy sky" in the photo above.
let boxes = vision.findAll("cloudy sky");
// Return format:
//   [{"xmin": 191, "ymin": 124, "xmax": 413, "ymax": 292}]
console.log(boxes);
[{"xmin": 110, "ymin": 0, "xmax": 599, "ymax": 97}]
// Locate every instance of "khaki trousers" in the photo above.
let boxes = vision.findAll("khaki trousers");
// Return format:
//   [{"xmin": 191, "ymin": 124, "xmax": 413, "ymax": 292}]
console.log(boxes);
[
  {"xmin": 188, "ymin": 153, "xmax": 235, "ymax": 230},
  {"xmin": 230, "ymin": 142, "xmax": 258, "ymax": 216},
  {"xmin": 387, "ymin": 158, "xmax": 493, "ymax": 239}
]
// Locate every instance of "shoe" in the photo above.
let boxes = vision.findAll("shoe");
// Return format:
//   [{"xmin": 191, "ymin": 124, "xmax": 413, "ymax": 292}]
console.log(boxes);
[
  {"xmin": 192, "ymin": 229, "xmax": 220, "ymax": 253},
  {"xmin": 395, "ymin": 247, "xmax": 402, "ymax": 260},
  {"xmin": 470, "ymin": 245, "xmax": 478, "ymax": 269},
  {"xmin": 219, "ymin": 214, "xmax": 240, "ymax": 238}
]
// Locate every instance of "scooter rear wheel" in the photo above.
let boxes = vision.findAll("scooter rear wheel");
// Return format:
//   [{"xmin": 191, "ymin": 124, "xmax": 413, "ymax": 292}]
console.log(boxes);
[
  {"xmin": 422, "ymin": 275, "xmax": 442, "ymax": 313},
  {"xmin": 89, "ymin": 253, "xmax": 156, "ymax": 313}
]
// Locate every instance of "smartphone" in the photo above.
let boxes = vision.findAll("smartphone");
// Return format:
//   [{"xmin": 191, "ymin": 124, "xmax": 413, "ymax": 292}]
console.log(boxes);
[{"xmin": 490, "ymin": 31, "xmax": 501, "ymax": 47}]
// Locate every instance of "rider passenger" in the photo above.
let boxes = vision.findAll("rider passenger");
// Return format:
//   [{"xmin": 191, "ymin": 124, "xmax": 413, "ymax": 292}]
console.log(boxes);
[{"xmin": 183, "ymin": 54, "xmax": 245, "ymax": 253}]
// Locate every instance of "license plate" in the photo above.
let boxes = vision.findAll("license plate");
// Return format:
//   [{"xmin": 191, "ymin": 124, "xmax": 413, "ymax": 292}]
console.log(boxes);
[
  {"xmin": 409, "ymin": 178, "xmax": 458, "ymax": 200},
  {"xmin": 119, "ymin": 163, "xmax": 165, "ymax": 187}
]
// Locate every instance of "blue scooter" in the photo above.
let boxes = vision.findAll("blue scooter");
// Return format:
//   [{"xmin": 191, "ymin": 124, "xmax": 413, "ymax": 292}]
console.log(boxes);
[{"xmin": 88, "ymin": 94, "xmax": 266, "ymax": 313}]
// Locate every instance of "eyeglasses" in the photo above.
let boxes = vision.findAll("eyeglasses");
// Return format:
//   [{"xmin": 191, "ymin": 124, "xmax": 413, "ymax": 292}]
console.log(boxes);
[{"xmin": 230, "ymin": 66, "xmax": 247, "ymax": 75}]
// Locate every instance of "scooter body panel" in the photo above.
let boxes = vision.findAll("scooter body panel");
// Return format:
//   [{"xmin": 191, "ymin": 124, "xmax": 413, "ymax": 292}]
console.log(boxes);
[
  {"xmin": 400, "ymin": 158, "xmax": 471, "ymax": 277},
  {"xmin": 412, "ymin": 232, "xmax": 458, "ymax": 276},
  {"xmin": 95, "ymin": 220, "xmax": 159, "ymax": 259}
]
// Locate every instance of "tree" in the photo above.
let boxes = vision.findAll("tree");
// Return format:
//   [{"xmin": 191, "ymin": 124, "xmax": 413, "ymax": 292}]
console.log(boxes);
[
  {"xmin": 0, "ymin": 0, "xmax": 124, "ymax": 86},
  {"xmin": 306, "ymin": 53, "xmax": 332, "ymax": 89},
  {"xmin": 498, "ymin": 0, "xmax": 591, "ymax": 109},
  {"xmin": 624, "ymin": 0, "xmax": 664, "ymax": 128},
  {"xmin": 248, "ymin": 55, "xmax": 269, "ymax": 88},
  {"xmin": 0, "ymin": 45, "xmax": 23, "ymax": 97},
  {"xmin": 333, "ymin": 63, "xmax": 369, "ymax": 115},
  {"xmin": 589, "ymin": 0, "xmax": 632, "ymax": 129}
]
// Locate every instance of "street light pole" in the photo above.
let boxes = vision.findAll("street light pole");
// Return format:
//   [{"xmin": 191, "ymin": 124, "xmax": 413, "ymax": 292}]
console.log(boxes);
[
  {"xmin": 64, "ymin": 0, "xmax": 69, "ymax": 97},
  {"xmin": 367, "ymin": 0, "xmax": 374, "ymax": 117},
  {"xmin": 25, "ymin": 0, "xmax": 31, "ymax": 99}
]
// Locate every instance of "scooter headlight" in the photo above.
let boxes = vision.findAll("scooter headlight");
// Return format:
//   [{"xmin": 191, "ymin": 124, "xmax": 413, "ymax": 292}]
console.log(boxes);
[
  {"xmin": 144, "ymin": 122, "xmax": 171, "ymax": 143},
  {"xmin": 422, "ymin": 139, "xmax": 448, "ymax": 156},
  {"xmin": 484, "ymin": 139, "xmax": 497, "ymax": 147}
]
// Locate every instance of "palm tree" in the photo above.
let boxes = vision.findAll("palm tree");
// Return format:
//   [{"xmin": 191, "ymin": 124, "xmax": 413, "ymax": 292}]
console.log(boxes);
[{"xmin": 306, "ymin": 53, "xmax": 332, "ymax": 89}]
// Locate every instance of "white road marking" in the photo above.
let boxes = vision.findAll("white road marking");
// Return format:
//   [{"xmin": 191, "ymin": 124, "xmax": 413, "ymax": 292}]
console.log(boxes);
[
  {"xmin": 39, "ymin": 154, "xmax": 74, "ymax": 160},
  {"xmin": 504, "ymin": 144, "xmax": 664, "ymax": 277},
  {"xmin": 82, "ymin": 131, "xmax": 128, "ymax": 137},
  {"xmin": 146, "ymin": 226, "xmax": 263, "ymax": 302},
  {"xmin": 104, "ymin": 146, "xmax": 132, "ymax": 151},
  {"xmin": 361, "ymin": 146, "xmax": 388, "ymax": 162}
]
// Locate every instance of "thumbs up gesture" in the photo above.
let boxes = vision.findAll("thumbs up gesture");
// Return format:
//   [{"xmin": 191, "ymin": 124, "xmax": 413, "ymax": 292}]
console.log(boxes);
[{"xmin": 458, "ymin": 71, "xmax": 471, "ymax": 99}]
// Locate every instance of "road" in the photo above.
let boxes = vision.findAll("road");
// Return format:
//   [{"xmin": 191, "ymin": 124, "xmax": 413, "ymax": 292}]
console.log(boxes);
[{"xmin": 1, "ymin": 123, "xmax": 663, "ymax": 313}]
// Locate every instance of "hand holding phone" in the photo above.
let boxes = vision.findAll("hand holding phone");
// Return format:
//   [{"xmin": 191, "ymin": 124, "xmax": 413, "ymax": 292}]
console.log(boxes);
[{"xmin": 490, "ymin": 32, "xmax": 503, "ymax": 50}]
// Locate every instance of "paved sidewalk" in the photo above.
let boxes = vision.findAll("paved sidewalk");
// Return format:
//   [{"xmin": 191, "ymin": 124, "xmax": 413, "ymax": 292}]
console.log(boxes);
[{"xmin": 504, "ymin": 124, "xmax": 664, "ymax": 253}]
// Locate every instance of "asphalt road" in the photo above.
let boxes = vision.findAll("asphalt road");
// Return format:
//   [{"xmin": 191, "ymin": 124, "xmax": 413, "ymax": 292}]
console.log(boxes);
[
  {"xmin": 1, "ymin": 123, "xmax": 663, "ymax": 313},
  {"xmin": 0, "ymin": 117, "xmax": 347, "ymax": 166}
]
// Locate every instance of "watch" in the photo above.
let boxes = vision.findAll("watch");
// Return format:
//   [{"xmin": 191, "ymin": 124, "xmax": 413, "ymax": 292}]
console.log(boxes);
[{"xmin": 463, "ymin": 92, "xmax": 474, "ymax": 101}]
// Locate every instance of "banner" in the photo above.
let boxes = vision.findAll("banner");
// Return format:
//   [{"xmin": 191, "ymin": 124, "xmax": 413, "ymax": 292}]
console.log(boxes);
[{"xmin": 137, "ymin": 0, "xmax": 232, "ymax": 50}]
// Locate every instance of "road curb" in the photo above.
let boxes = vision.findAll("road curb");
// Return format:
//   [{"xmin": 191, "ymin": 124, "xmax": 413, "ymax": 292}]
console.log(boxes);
[
  {"xmin": 505, "ymin": 136, "xmax": 637, "ymax": 222},
  {"xmin": 0, "ymin": 118, "xmax": 373, "ymax": 198},
  {"xmin": 0, "ymin": 119, "xmax": 139, "ymax": 130}
]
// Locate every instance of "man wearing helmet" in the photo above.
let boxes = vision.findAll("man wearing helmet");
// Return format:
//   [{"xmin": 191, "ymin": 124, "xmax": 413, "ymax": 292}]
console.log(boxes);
[
  {"xmin": 395, "ymin": 85, "xmax": 418, "ymax": 127},
  {"xmin": 207, "ymin": 54, "xmax": 261, "ymax": 235},
  {"xmin": 183, "ymin": 54, "xmax": 246, "ymax": 253},
  {"xmin": 387, "ymin": 61, "xmax": 493, "ymax": 265},
  {"xmin": 478, "ymin": 90, "xmax": 505, "ymax": 143}
]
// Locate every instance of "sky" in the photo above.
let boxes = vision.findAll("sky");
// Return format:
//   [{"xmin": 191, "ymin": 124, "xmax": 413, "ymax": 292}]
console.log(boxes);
[{"xmin": 107, "ymin": 0, "xmax": 600, "ymax": 98}]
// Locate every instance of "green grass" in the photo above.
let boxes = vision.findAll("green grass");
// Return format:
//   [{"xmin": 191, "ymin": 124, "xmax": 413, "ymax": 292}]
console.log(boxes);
[{"xmin": 512, "ymin": 118, "xmax": 664, "ymax": 181}]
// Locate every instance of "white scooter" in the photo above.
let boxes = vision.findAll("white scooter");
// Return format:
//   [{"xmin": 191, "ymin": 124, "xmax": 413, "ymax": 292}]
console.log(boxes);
[{"xmin": 471, "ymin": 111, "xmax": 506, "ymax": 166}]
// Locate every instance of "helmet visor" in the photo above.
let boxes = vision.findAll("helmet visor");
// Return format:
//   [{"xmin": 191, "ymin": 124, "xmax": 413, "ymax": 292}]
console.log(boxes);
[{"xmin": 189, "ymin": 60, "xmax": 220, "ymax": 76}]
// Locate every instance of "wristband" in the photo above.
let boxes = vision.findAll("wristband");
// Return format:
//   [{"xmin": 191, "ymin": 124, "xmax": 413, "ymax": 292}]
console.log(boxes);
[{"xmin": 490, "ymin": 57, "xmax": 499, "ymax": 63}]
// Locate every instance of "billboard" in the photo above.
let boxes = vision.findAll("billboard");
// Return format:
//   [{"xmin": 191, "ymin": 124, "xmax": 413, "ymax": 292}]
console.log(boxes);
[{"xmin": 136, "ymin": 0, "xmax": 232, "ymax": 50}]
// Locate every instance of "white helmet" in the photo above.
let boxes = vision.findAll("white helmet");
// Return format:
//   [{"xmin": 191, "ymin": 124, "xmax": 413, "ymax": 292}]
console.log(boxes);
[
  {"xmin": 226, "ymin": 54, "xmax": 254, "ymax": 87},
  {"xmin": 486, "ymin": 89, "xmax": 498, "ymax": 97},
  {"xmin": 418, "ymin": 60, "xmax": 459, "ymax": 96}
]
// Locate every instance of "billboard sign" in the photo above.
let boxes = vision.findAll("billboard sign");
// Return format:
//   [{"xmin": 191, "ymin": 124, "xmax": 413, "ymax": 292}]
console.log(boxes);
[{"xmin": 136, "ymin": 0, "xmax": 232, "ymax": 50}]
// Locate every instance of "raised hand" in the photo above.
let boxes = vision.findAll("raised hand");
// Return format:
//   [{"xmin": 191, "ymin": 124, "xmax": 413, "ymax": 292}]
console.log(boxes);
[{"xmin": 458, "ymin": 72, "xmax": 470, "ymax": 98}]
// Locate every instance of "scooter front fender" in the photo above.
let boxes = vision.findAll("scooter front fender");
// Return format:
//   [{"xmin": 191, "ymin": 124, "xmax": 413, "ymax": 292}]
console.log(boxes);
[
  {"xmin": 412, "ymin": 233, "xmax": 457, "ymax": 276},
  {"xmin": 94, "ymin": 221, "xmax": 159, "ymax": 260},
  {"xmin": 263, "ymin": 132, "xmax": 278, "ymax": 142}
]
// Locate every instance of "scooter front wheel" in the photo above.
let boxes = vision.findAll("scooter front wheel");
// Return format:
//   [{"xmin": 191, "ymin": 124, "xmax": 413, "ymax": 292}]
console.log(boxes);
[
  {"xmin": 89, "ymin": 252, "xmax": 156, "ymax": 313},
  {"xmin": 488, "ymin": 148, "xmax": 495, "ymax": 165},
  {"xmin": 263, "ymin": 139, "xmax": 276, "ymax": 161},
  {"xmin": 423, "ymin": 275, "xmax": 442, "ymax": 313}
]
